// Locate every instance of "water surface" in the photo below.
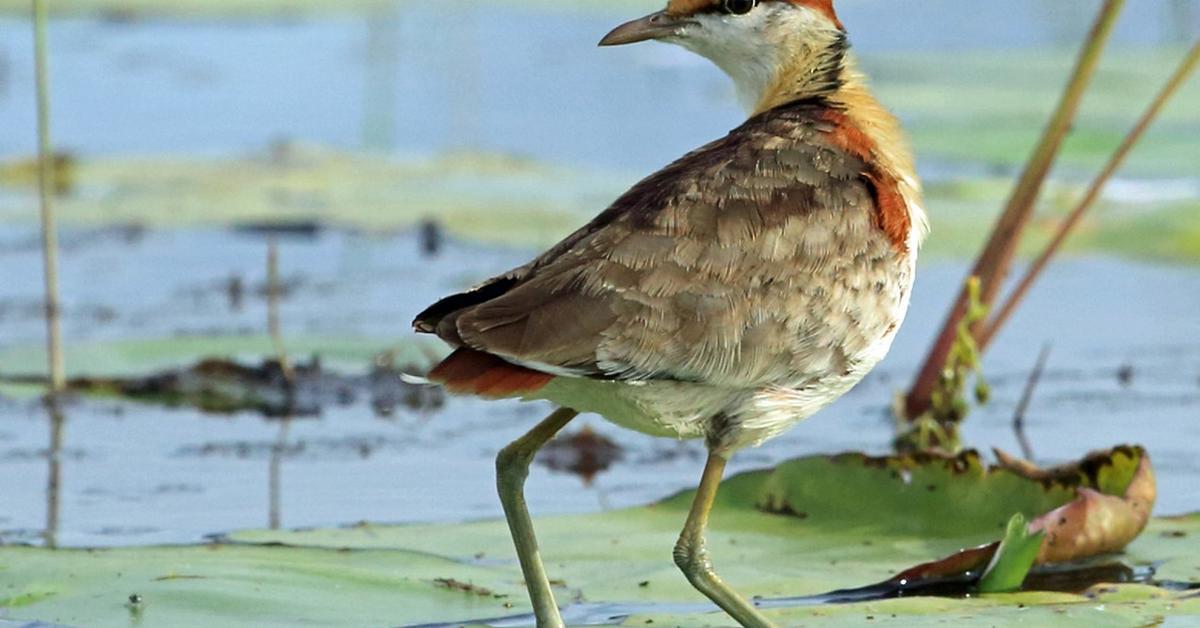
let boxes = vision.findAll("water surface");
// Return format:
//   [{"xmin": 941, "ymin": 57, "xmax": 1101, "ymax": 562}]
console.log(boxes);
[{"xmin": 1, "ymin": 227, "xmax": 1196, "ymax": 547}]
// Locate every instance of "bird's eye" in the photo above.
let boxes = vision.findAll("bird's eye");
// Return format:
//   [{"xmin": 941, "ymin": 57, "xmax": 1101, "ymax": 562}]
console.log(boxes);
[{"xmin": 722, "ymin": 0, "xmax": 757, "ymax": 15}]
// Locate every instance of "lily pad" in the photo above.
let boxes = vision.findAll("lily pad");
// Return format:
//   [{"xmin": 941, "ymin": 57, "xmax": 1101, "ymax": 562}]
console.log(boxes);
[
  {"xmin": 861, "ymin": 450, "xmax": 1157, "ymax": 600},
  {"xmin": 2, "ymin": 447, "xmax": 1194, "ymax": 627}
]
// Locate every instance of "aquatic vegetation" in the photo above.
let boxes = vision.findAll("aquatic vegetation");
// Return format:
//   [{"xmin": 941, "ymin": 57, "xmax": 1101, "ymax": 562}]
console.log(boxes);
[
  {"xmin": 0, "ymin": 447, "xmax": 1191, "ymax": 626},
  {"xmin": 869, "ymin": 46, "xmax": 1200, "ymax": 178},
  {"xmin": 901, "ymin": 4, "xmax": 1198, "ymax": 425},
  {"xmin": 895, "ymin": 277, "xmax": 991, "ymax": 453},
  {"xmin": 0, "ymin": 148, "xmax": 631, "ymax": 249},
  {"xmin": 0, "ymin": 3, "xmax": 1194, "ymax": 626},
  {"xmin": 0, "ymin": 148, "xmax": 1196, "ymax": 262},
  {"xmin": 0, "ymin": 357, "xmax": 443, "ymax": 417}
]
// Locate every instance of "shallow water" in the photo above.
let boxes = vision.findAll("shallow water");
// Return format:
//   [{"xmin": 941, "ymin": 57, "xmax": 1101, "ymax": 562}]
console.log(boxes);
[
  {"xmin": 0, "ymin": 226, "xmax": 1197, "ymax": 547},
  {"xmin": 0, "ymin": 0, "xmax": 1197, "ymax": 549}
]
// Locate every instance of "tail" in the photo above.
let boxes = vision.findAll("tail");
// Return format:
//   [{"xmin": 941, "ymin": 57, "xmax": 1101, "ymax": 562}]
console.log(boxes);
[{"xmin": 427, "ymin": 348, "xmax": 554, "ymax": 399}]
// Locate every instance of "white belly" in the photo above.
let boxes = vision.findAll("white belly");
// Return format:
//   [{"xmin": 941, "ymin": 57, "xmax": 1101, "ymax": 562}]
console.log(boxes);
[
  {"xmin": 537, "ymin": 377, "xmax": 736, "ymax": 441},
  {"xmin": 532, "ymin": 370, "xmax": 870, "ymax": 454}
]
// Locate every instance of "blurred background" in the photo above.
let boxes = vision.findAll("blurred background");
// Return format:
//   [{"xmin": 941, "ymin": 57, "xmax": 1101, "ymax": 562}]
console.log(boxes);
[{"xmin": 0, "ymin": 0, "xmax": 1197, "ymax": 548}]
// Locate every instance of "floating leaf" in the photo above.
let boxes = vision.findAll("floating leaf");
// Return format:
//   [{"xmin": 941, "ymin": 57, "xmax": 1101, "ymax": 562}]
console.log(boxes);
[
  {"xmin": 1029, "ymin": 454, "xmax": 1155, "ymax": 564},
  {"xmin": 844, "ymin": 446, "xmax": 1157, "ymax": 595}
]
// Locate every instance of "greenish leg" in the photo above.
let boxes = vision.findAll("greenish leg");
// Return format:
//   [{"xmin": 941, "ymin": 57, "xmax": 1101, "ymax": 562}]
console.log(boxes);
[
  {"xmin": 674, "ymin": 453, "xmax": 778, "ymax": 628},
  {"xmin": 496, "ymin": 407, "xmax": 578, "ymax": 628}
]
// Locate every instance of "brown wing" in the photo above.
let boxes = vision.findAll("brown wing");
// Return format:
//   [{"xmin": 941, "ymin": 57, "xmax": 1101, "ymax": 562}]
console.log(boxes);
[{"xmin": 414, "ymin": 99, "xmax": 899, "ymax": 385}]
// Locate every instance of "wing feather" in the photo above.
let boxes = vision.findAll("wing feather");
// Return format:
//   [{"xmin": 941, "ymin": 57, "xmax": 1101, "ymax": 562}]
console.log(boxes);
[{"xmin": 414, "ymin": 98, "xmax": 901, "ymax": 386}]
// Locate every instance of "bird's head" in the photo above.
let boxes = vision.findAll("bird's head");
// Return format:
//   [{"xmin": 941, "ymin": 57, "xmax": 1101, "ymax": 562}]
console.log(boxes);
[{"xmin": 600, "ymin": 0, "xmax": 848, "ymax": 114}]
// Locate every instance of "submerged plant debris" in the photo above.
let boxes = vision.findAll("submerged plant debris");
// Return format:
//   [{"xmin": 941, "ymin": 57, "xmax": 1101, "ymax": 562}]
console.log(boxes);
[
  {"xmin": 0, "ymin": 357, "xmax": 444, "ymax": 417},
  {"xmin": 539, "ymin": 425, "xmax": 624, "ymax": 486}
]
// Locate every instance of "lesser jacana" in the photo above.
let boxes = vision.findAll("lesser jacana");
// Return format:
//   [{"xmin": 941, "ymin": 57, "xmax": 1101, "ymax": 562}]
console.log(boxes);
[{"xmin": 414, "ymin": 1, "xmax": 926, "ymax": 625}]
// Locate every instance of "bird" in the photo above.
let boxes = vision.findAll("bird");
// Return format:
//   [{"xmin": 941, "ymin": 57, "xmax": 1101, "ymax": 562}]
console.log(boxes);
[{"xmin": 412, "ymin": 0, "xmax": 926, "ymax": 626}]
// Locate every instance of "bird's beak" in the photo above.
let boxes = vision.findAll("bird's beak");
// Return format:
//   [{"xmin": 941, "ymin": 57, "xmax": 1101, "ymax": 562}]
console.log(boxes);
[{"xmin": 598, "ymin": 11, "xmax": 693, "ymax": 47}]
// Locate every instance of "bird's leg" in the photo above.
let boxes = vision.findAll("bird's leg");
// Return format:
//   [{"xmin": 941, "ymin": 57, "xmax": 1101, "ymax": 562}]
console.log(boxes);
[
  {"xmin": 675, "ymin": 453, "xmax": 777, "ymax": 628},
  {"xmin": 496, "ymin": 407, "xmax": 578, "ymax": 628}
]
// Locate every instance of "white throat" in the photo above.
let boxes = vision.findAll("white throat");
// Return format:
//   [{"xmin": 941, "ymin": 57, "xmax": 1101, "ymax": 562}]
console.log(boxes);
[
  {"xmin": 668, "ymin": 5, "xmax": 840, "ymax": 114},
  {"xmin": 716, "ymin": 54, "xmax": 780, "ymax": 113},
  {"xmin": 676, "ymin": 13, "xmax": 784, "ymax": 113}
]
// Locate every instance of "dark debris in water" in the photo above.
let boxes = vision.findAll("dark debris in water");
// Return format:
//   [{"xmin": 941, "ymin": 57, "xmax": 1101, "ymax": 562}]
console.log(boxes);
[
  {"xmin": 175, "ymin": 434, "xmax": 413, "ymax": 461},
  {"xmin": 0, "ymin": 527, "xmax": 44, "ymax": 546},
  {"xmin": 0, "ymin": 298, "xmax": 118, "ymax": 327},
  {"xmin": 0, "ymin": 222, "xmax": 145, "ymax": 256},
  {"xmin": 539, "ymin": 425, "xmax": 623, "ymax": 486},
  {"xmin": 91, "ymin": 525, "xmax": 160, "ymax": 538},
  {"xmin": 233, "ymin": 221, "xmax": 324, "ymax": 239},
  {"xmin": 0, "ymin": 447, "xmax": 87, "ymax": 462},
  {"xmin": 419, "ymin": 219, "xmax": 444, "ymax": 257},
  {"xmin": 1117, "ymin": 363, "xmax": 1135, "ymax": 387}
]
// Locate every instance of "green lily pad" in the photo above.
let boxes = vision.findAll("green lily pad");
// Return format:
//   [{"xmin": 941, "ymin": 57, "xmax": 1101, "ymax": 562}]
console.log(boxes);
[
  {"xmin": 2, "ymin": 447, "xmax": 1194, "ymax": 627},
  {"xmin": 628, "ymin": 585, "xmax": 1200, "ymax": 626},
  {"xmin": 0, "ymin": 543, "xmax": 512, "ymax": 627}
]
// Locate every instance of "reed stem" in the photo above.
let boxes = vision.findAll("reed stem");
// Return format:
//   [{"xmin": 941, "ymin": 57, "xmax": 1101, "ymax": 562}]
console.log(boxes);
[
  {"xmin": 33, "ymin": 0, "xmax": 62, "ymax": 392},
  {"xmin": 266, "ymin": 237, "xmax": 295, "ymax": 530},
  {"xmin": 33, "ymin": 0, "xmax": 66, "ymax": 549},
  {"xmin": 267, "ymin": 238, "xmax": 295, "ymax": 384},
  {"xmin": 979, "ymin": 40, "xmax": 1200, "ymax": 350},
  {"xmin": 903, "ymin": 0, "xmax": 1126, "ymax": 420}
]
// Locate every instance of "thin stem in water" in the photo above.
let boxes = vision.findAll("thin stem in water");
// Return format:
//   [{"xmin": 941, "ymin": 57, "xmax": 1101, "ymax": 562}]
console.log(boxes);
[
  {"xmin": 1012, "ymin": 344, "xmax": 1052, "ymax": 462},
  {"xmin": 266, "ymin": 237, "xmax": 295, "ymax": 530},
  {"xmin": 267, "ymin": 238, "xmax": 295, "ymax": 384},
  {"xmin": 33, "ymin": 0, "xmax": 66, "ymax": 549}
]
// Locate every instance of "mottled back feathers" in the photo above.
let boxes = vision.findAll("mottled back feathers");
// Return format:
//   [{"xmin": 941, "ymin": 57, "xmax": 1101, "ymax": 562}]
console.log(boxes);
[{"xmin": 414, "ymin": 98, "xmax": 911, "ymax": 389}]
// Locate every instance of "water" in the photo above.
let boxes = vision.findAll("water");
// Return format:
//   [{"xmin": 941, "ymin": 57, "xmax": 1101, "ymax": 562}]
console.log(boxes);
[
  {"xmin": 0, "ymin": 226, "xmax": 1196, "ymax": 547},
  {"xmin": 0, "ymin": 0, "xmax": 1197, "ymax": 548},
  {"xmin": 0, "ymin": 1, "xmax": 1197, "ymax": 170}
]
